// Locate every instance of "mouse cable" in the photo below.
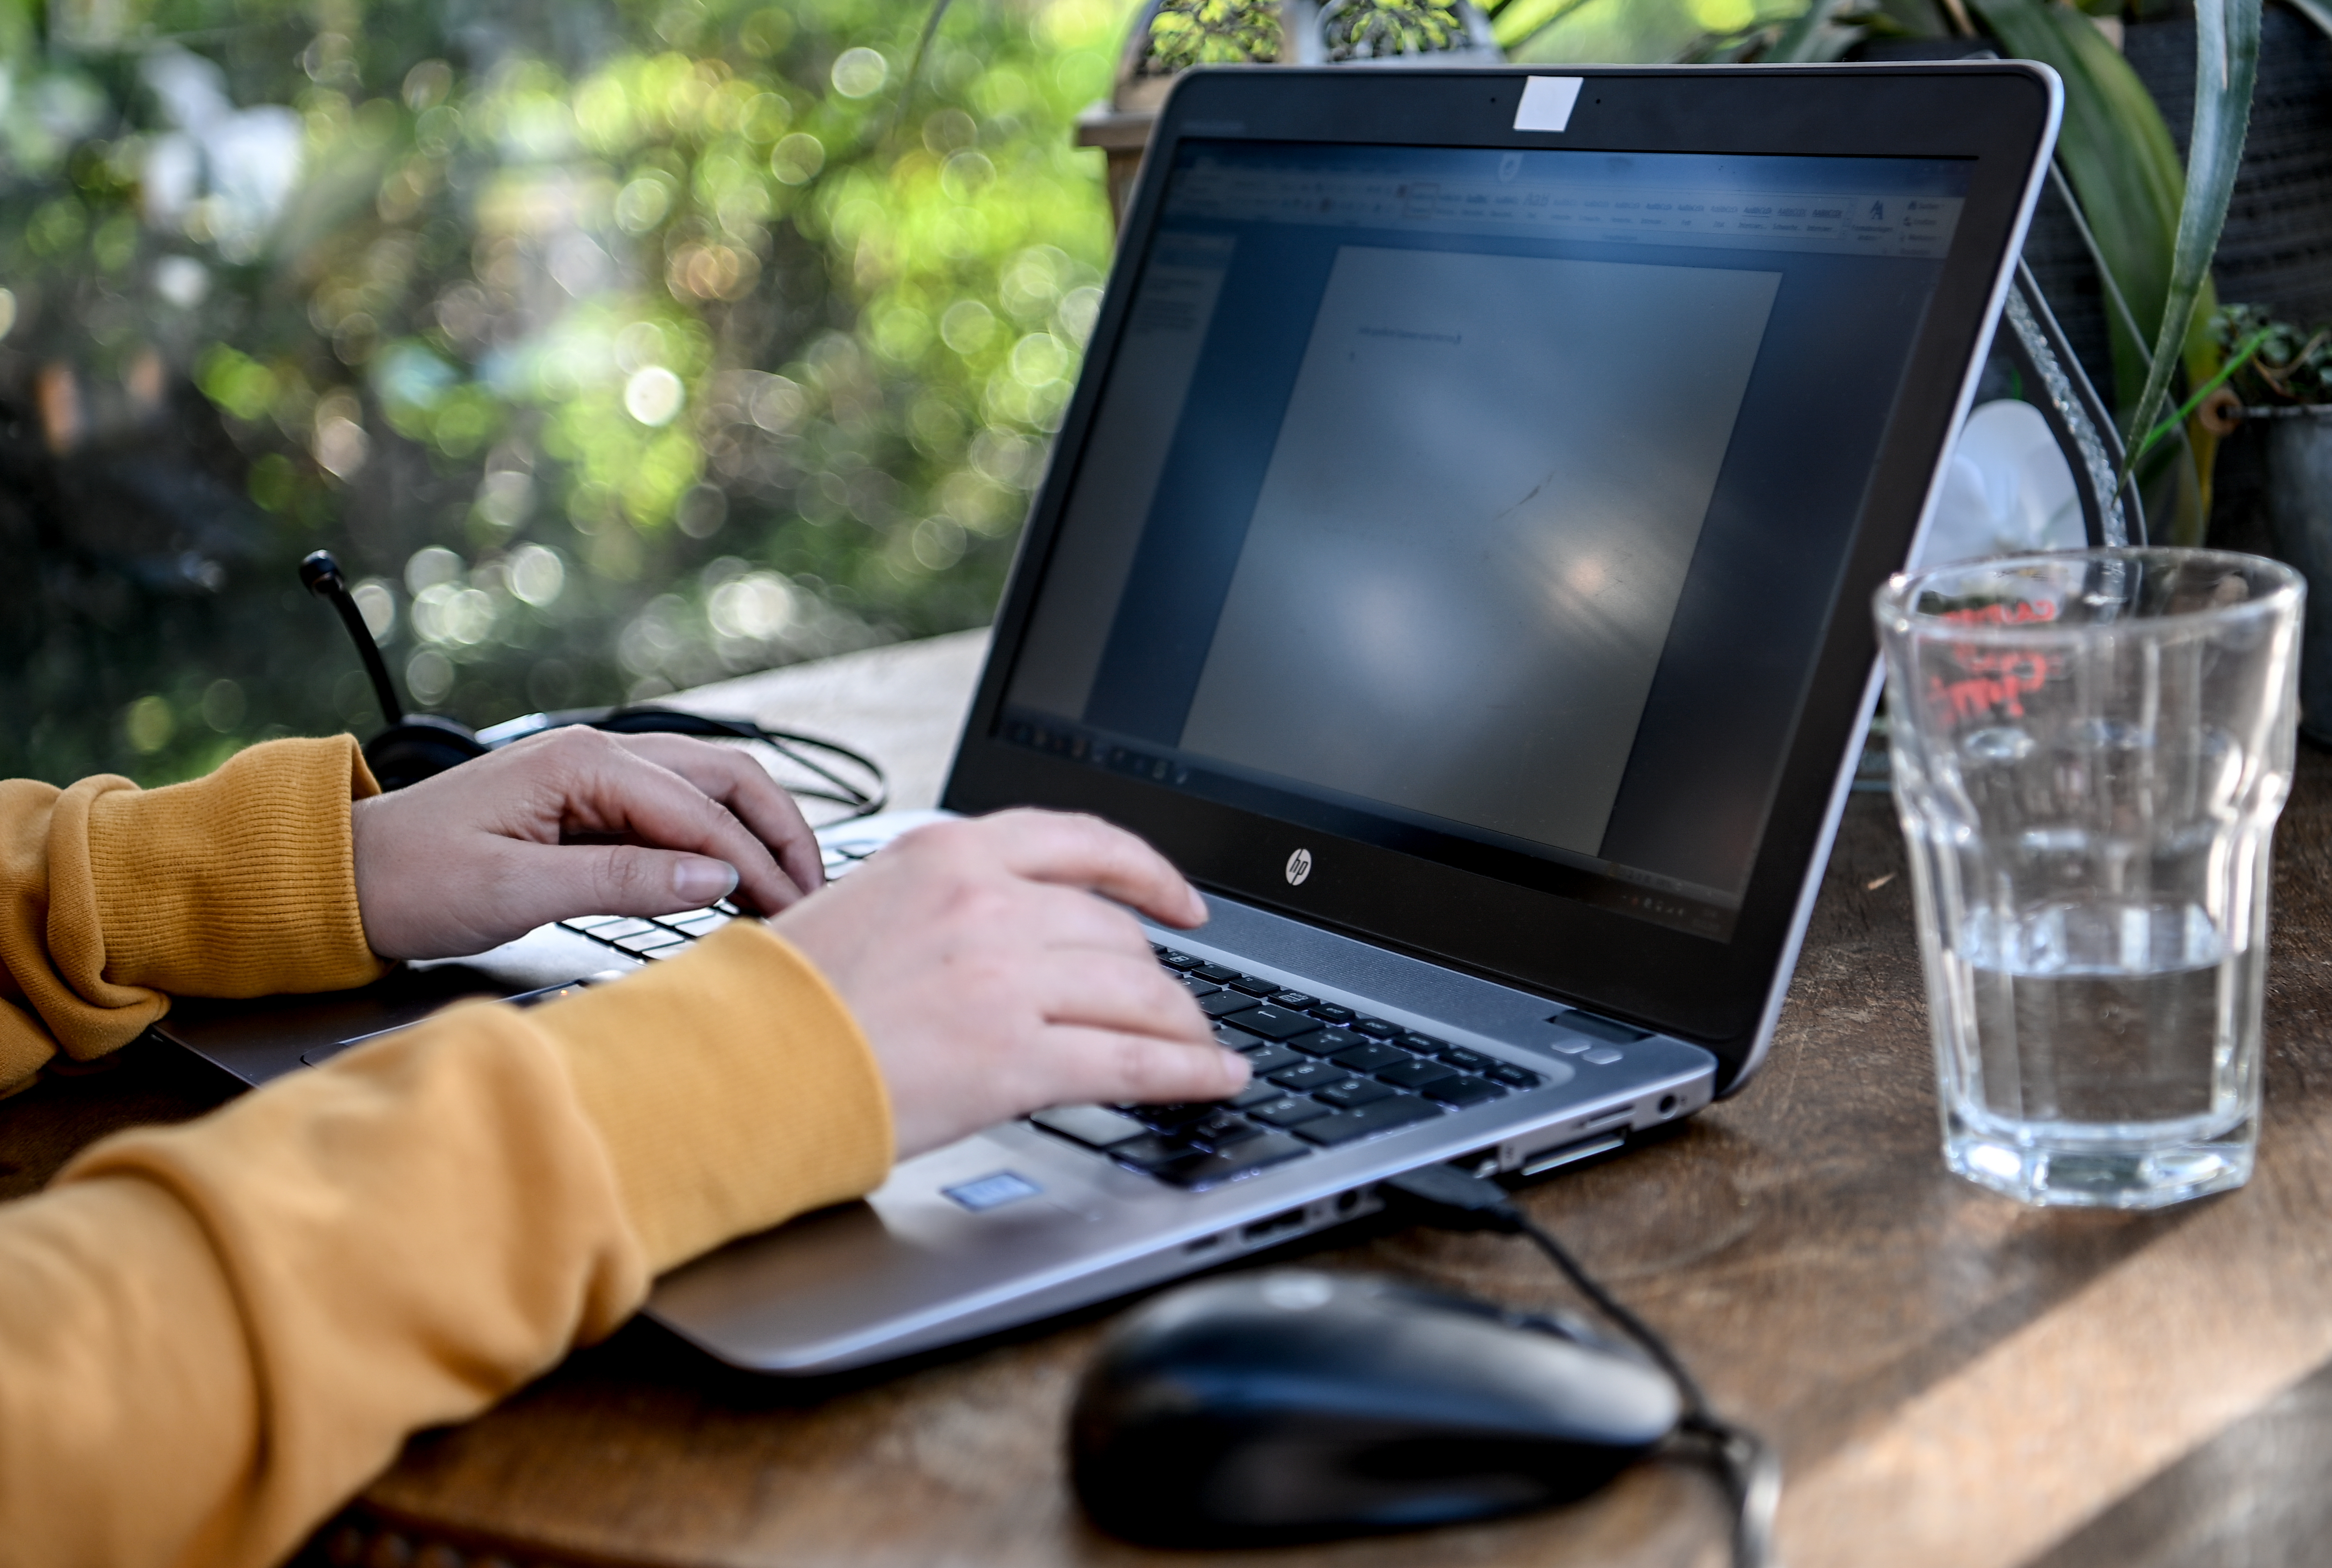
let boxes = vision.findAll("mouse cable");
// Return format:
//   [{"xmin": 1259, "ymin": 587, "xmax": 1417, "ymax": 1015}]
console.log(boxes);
[{"xmin": 1383, "ymin": 1163, "xmax": 1781, "ymax": 1568}]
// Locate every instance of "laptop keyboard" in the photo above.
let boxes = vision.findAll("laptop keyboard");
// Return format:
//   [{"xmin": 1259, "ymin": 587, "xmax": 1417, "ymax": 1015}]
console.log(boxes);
[
  {"xmin": 555, "ymin": 848, "xmax": 1543, "ymax": 1196},
  {"xmin": 554, "ymin": 837, "xmax": 883, "ymax": 956},
  {"xmin": 1026, "ymin": 946, "xmax": 1544, "ymax": 1192}
]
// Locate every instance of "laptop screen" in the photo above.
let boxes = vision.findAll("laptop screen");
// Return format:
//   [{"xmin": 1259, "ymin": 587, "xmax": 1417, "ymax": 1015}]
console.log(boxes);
[{"xmin": 997, "ymin": 140, "xmax": 1971, "ymax": 943}]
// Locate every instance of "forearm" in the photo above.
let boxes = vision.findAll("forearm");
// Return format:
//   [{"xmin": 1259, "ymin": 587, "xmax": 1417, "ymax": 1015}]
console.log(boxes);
[
  {"xmin": 0, "ymin": 739, "xmax": 389, "ymax": 1093},
  {"xmin": 0, "ymin": 923, "xmax": 889, "ymax": 1568}
]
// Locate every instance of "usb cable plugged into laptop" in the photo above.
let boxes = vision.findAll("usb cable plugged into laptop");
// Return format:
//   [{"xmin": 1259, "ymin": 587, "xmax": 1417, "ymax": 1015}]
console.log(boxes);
[{"xmin": 1383, "ymin": 1163, "xmax": 1781, "ymax": 1568}]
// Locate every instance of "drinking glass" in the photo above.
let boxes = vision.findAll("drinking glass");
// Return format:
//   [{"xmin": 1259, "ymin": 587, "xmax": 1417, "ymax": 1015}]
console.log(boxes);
[{"xmin": 1874, "ymin": 548, "xmax": 2303, "ymax": 1208}]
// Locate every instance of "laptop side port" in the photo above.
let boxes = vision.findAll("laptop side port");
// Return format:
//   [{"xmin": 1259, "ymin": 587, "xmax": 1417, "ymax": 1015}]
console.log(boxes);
[
  {"xmin": 1577, "ymin": 1103, "xmax": 1636, "ymax": 1134},
  {"xmin": 1519, "ymin": 1132, "xmax": 1627, "ymax": 1178},
  {"xmin": 1184, "ymin": 1232, "xmax": 1224, "ymax": 1254},
  {"xmin": 1242, "ymin": 1208, "xmax": 1309, "ymax": 1245}
]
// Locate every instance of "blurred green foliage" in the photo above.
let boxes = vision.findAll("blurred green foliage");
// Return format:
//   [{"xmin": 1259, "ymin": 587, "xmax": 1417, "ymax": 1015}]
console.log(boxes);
[{"xmin": 0, "ymin": 0, "xmax": 1121, "ymax": 785}]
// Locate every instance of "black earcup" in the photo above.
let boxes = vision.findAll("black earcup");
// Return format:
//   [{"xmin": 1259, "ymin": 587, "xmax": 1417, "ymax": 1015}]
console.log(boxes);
[{"xmin": 362, "ymin": 715, "xmax": 489, "ymax": 791}]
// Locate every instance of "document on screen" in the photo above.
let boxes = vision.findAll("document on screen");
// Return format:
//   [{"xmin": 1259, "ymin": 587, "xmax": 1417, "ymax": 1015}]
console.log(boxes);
[{"xmin": 1179, "ymin": 245, "xmax": 1779, "ymax": 857}]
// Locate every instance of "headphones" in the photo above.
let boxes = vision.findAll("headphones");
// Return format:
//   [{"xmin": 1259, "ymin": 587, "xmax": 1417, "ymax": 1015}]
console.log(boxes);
[{"xmin": 299, "ymin": 549, "xmax": 887, "ymax": 814}]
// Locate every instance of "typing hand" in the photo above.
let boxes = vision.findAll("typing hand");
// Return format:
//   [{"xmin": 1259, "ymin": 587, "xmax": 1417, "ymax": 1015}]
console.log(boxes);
[
  {"xmin": 351, "ymin": 727, "xmax": 822, "ymax": 961},
  {"xmin": 771, "ymin": 809, "xmax": 1250, "ymax": 1160}
]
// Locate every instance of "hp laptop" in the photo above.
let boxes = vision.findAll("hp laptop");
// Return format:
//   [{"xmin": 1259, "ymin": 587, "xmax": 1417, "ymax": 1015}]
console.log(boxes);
[{"xmin": 162, "ymin": 62, "xmax": 2061, "ymax": 1373}]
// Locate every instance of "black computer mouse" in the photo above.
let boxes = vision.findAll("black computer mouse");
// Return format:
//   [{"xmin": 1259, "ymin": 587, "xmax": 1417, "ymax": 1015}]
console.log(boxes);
[{"xmin": 1069, "ymin": 1268, "xmax": 1681, "ymax": 1546}]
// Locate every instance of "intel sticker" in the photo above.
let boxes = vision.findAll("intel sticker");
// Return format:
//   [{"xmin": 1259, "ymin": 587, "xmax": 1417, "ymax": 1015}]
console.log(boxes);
[{"xmin": 943, "ymin": 1172, "xmax": 1041, "ymax": 1212}]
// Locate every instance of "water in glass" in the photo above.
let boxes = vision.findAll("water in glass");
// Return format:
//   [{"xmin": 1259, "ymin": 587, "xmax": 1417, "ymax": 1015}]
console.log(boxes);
[{"xmin": 1878, "ymin": 550, "xmax": 2301, "ymax": 1207}]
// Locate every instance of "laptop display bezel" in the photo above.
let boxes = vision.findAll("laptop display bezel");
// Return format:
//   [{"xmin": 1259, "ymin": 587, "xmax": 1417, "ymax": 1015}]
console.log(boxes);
[{"xmin": 942, "ymin": 64, "xmax": 2058, "ymax": 1089}]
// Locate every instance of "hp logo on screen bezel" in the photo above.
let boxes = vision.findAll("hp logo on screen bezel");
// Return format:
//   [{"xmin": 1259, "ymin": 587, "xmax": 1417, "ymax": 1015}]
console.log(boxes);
[{"xmin": 1285, "ymin": 848, "xmax": 1313, "ymax": 886}]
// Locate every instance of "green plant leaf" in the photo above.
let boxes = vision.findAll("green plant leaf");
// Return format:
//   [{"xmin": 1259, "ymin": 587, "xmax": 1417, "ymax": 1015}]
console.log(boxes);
[
  {"xmin": 1766, "ymin": 0, "xmax": 1858, "ymax": 59},
  {"xmin": 2119, "ymin": 0, "xmax": 2261, "ymax": 498},
  {"xmin": 1970, "ymin": 0, "xmax": 2246, "ymax": 540},
  {"xmin": 2132, "ymin": 325, "xmax": 2270, "ymax": 464},
  {"xmin": 1970, "ymin": 0, "xmax": 2186, "ymax": 418}
]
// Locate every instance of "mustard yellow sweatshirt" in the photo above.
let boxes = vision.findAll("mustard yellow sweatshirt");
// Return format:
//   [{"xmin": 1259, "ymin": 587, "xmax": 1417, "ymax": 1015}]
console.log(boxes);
[{"xmin": 0, "ymin": 737, "xmax": 895, "ymax": 1568}]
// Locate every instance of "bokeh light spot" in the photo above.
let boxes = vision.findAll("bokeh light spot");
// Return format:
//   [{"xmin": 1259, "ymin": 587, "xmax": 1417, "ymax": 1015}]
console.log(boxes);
[
  {"xmin": 624, "ymin": 365, "xmax": 686, "ymax": 425},
  {"xmin": 831, "ymin": 48, "xmax": 888, "ymax": 98}
]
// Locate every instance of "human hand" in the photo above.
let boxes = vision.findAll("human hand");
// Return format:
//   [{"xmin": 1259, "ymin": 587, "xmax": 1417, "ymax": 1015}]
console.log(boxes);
[
  {"xmin": 351, "ymin": 727, "xmax": 824, "ymax": 961},
  {"xmin": 770, "ymin": 809, "xmax": 1250, "ymax": 1159}
]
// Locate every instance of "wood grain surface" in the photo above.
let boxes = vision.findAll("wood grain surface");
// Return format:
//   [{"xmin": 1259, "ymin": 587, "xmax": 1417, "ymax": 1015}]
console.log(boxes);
[
  {"xmin": 10, "ymin": 636, "xmax": 2332, "ymax": 1568},
  {"xmin": 337, "ymin": 720, "xmax": 2332, "ymax": 1563}
]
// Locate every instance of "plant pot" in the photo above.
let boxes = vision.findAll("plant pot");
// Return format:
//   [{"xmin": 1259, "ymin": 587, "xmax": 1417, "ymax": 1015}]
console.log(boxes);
[
  {"xmin": 2257, "ymin": 408, "xmax": 2332, "ymax": 743},
  {"xmin": 1076, "ymin": 0, "xmax": 1501, "ymax": 227}
]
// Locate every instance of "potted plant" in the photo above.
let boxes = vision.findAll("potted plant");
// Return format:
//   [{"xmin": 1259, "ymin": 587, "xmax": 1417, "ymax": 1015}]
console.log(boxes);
[
  {"xmin": 2210, "ymin": 303, "xmax": 2332, "ymax": 735},
  {"xmin": 1077, "ymin": 0, "xmax": 1503, "ymax": 221}
]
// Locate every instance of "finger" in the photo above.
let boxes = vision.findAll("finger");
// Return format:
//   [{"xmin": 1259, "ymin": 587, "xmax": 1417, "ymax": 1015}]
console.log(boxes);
[
  {"xmin": 610, "ymin": 735, "xmax": 826, "ymax": 905},
  {"xmin": 1026, "ymin": 949, "xmax": 1215, "ymax": 1043},
  {"xmin": 1035, "ymin": 1025, "xmax": 1252, "ymax": 1108},
  {"xmin": 549, "ymin": 735, "xmax": 804, "ymax": 912},
  {"xmin": 961, "ymin": 810, "xmax": 1206, "ymax": 928},
  {"xmin": 1006, "ymin": 882, "xmax": 1169, "ymax": 960},
  {"xmin": 498, "ymin": 841, "xmax": 741, "ymax": 927}
]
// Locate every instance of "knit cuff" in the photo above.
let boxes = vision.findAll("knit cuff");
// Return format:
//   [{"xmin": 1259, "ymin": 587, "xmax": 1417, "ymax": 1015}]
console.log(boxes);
[
  {"xmin": 531, "ymin": 922, "xmax": 896, "ymax": 1274},
  {"xmin": 65, "ymin": 736, "xmax": 389, "ymax": 1005}
]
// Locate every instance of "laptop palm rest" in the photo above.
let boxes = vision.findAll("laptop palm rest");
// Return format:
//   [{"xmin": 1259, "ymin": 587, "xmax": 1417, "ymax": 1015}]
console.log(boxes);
[{"xmin": 644, "ymin": 889, "xmax": 1717, "ymax": 1374}]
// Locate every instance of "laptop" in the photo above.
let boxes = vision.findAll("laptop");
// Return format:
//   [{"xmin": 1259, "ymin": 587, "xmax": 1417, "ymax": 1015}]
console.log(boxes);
[{"xmin": 160, "ymin": 61, "xmax": 2061, "ymax": 1374}]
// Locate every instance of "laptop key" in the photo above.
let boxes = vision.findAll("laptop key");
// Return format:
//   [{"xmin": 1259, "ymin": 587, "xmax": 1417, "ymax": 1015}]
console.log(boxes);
[
  {"xmin": 1377, "ymin": 1057, "xmax": 1459, "ymax": 1091},
  {"xmin": 1268, "ymin": 1062, "xmax": 1352, "ymax": 1094},
  {"xmin": 1425, "ymin": 1076, "xmax": 1507, "ymax": 1108},
  {"xmin": 1329, "ymin": 1042, "xmax": 1410, "ymax": 1074},
  {"xmin": 1178, "ymin": 973, "xmax": 1224, "ymax": 998},
  {"xmin": 1437, "ymin": 1045, "xmax": 1494, "ymax": 1071},
  {"xmin": 1187, "ymin": 1111, "xmax": 1263, "ymax": 1151},
  {"xmin": 1132, "ymin": 1102, "xmax": 1214, "ymax": 1130},
  {"xmin": 1488, "ymin": 1063, "xmax": 1545, "ymax": 1089},
  {"xmin": 1198, "ymin": 991, "xmax": 1260, "ymax": 1018},
  {"xmin": 662, "ymin": 912, "xmax": 729, "ymax": 937},
  {"xmin": 1295, "ymin": 1095, "xmax": 1443, "ymax": 1147},
  {"xmin": 614, "ymin": 929, "xmax": 687, "ymax": 954},
  {"xmin": 1249, "ymin": 1095, "xmax": 1332, "ymax": 1128},
  {"xmin": 1270, "ymin": 990, "xmax": 1320, "ymax": 1011},
  {"xmin": 1031, "ymin": 1105, "xmax": 1147, "ymax": 1150},
  {"xmin": 1229, "ymin": 1078, "xmax": 1287, "ymax": 1109},
  {"xmin": 1190, "ymin": 963, "xmax": 1239, "ymax": 984},
  {"xmin": 1227, "ymin": 974, "xmax": 1280, "ymax": 997},
  {"xmin": 1309, "ymin": 1004, "xmax": 1355, "ymax": 1024},
  {"xmin": 1236, "ymin": 1043, "xmax": 1308, "ymax": 1076},
  {"xmin": 1398, "ymin": 1032, "xmax": 1448, "ymax": 1054},
  {"xmin": 580, "ymin": 917, "xmax": 659, "ymax": 942},
  {"xmin": 1316, "ymin": 1078, "xmax": 1396, "ymax": 1110},
  {"xmin": 1157, "ymin": 951, "xmax": 1203, "ymax": 972},
  {"xmin": 1292, "ymin": 1027, "xmax": 1366, "ymax": 1058},
  {"xmin": 1229, "ymin": 1005, "xmax": 1323, "ymax": 1042},
  {"xmin": 1151, "ymin": 1133, "xmax": 1310, "ymax": 1191},
  {"xmin": 1350, "ymin": 1018, "xmax": 1401, "ymax": 1039},
  {"xmin": 560, "ymin": 914, "xmax": 635, "ymax": 931},
  {"xmin": 1111, "ymin": 1134, "xmax": 1199, "ymax": 1172}
]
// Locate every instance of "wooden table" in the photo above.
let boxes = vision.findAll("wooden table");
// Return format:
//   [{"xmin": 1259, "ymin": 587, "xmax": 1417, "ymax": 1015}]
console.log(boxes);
[{"xmin": 14, "ymin": 630, "xmax": 2332, "ymax": 1568}]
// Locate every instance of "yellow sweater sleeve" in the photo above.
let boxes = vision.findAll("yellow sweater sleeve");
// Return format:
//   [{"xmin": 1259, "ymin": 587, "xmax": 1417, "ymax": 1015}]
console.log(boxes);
[
  {"xmin": 0, "ymin": 922, "xmax": 893, "ymax": 1568},
  {"xmin": 0, "ymin": 742, "xmax": 895, "ymax": 1565},
  {"xmin": 0, "ymin": 736, "xmax": 389, "ymax": 1094}
]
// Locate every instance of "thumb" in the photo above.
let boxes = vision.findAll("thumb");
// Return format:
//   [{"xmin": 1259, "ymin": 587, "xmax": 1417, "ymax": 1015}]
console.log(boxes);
[{"xmin": 508, "ymin": 841, "xmax": 741, "ymax": 926}]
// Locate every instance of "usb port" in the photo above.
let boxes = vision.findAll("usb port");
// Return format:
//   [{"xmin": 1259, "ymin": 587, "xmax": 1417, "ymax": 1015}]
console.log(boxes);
[{"xmin": 1242, "ymin": 1208, "xmax": 1309, "ymax": 1245}]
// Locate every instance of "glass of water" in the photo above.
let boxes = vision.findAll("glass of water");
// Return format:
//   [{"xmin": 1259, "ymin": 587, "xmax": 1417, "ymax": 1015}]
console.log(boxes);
[{"xmin": 1875, "ymin": 549, "xmax": 2304, "ymax": 1208}]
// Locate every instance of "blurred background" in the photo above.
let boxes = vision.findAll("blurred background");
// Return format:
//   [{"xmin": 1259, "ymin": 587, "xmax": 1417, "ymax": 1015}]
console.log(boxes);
[
  {"xmin": 4, "ymin": 0, "xmax": 2324, "ymax": 787},
  {"xmin": 1, "ymin": 0, "xmax": 1130, "ymax": 786}
]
